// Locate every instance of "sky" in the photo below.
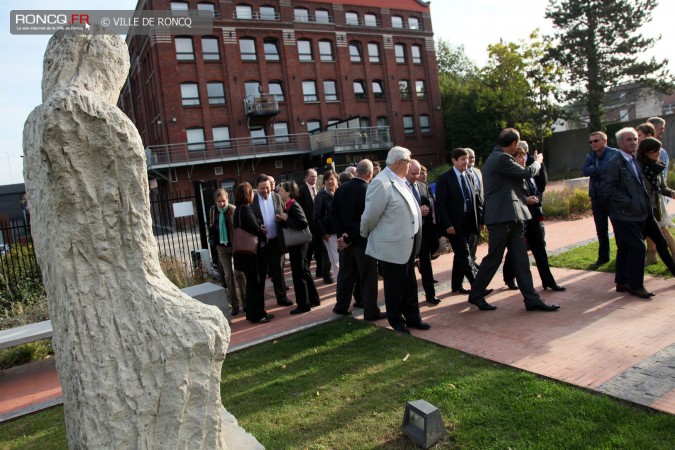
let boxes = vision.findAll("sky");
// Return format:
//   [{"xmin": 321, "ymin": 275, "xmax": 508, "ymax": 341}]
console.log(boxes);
[{"xmin": 1, "ymin": 0, "xmax": 673, "ymax": 186}]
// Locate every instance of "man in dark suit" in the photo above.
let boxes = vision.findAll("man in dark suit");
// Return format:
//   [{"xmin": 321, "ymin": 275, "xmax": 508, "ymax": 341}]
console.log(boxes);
[
  {"xmin": 406, "ymin": 159, "xmax": 440, "ymax": 304},
  {"xmin": 601, "ymin": 127, "xmax": 654, "ymax": 298},
  {"xmin": 330, "ymin": 159, "xmax": 385, "ymax": 321},
  {"xmin": 468, "ymin": 128, "xmax": 560, "ymax": 312},
  {"xmin": 298, "ymin": 168, "xmax": 330, "ymax": 282},
  {"xmin": 251, "ymin": 174, "xmax": 292, "ymax": 307},
  {"xmin": 465, "ymin": 148, "xmax": 484, "ymax": 267},
  {"xmin": 436, "ymin": 148, "xmax": 481, "ymax": 294},
  {"xmin": 361, "ymin": 147, "xmax": 430, "ymax": 334}
]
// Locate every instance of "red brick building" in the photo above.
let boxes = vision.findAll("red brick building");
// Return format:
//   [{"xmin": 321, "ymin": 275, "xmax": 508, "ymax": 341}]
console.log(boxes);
[{"xmin": 119, "ymin": 0, "xmax": 445, "ymax": 197}]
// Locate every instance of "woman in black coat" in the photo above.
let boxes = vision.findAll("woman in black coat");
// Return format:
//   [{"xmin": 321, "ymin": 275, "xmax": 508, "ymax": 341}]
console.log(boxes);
[
  {"xmin": 503, "ymin": 147, "xmax": 565, "ymax": 291},
  {"xmin": 232, "ymin": 182, "xmax": 274, "ymax": 324},
  {"xmin": 276, "ymin": 181, "xmax": 321, "ymax": 314}
]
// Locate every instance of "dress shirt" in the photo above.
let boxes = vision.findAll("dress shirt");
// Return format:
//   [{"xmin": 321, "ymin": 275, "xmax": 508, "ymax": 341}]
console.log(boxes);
[
  {"xmin": 453, "ymin": 167, "xmax": 472, "ymax": 212},
  {"xmin": 257, "ymin": 194, "xmax": 278, "ymax": 239}
]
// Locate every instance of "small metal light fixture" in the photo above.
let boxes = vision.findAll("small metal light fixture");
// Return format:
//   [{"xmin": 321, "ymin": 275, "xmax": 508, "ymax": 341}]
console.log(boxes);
[{"xmin": 401, "ymin": 400, "xmax": 447, "ymax": 449}]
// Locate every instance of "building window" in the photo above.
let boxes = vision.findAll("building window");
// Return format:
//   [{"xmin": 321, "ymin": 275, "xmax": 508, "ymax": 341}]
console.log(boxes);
[
  {"xmin": 419, "ymin": 115, "xmax": 430, "ymax": 133},
  {"xmin": 294, "ymin": 7, "xmax": 309, "ymax": 22},
  {"xmin": 349, "ymin": 41, "xmax": 362, "ymax": 62},
  {"xmin": 207, "ymin": 82, "xmax": 225, "ymax": 104},
  {"xmin": 181, "ymin": 82, "xmax": 200, "ymax": 106},
  {"xmin": 403, "ymin": 116, "xmax": 414, "ymax": 134},
  {"xmin": 239, "ymin": 38, "xmax": 256, "ymax": 60},
  {"xmin": 353, "ymin": 80, "xmax": 366, "ymax": 100},
  {"xmin": 307, "ymin": 120, "xmax": 321, "ymax": 133},
  {"xmin": 415, "ymin": 80, "xmax": 426, "ymax": 98},
  {"xmin": 235, "ymin": 4, "xmax": 252, "ymax": 19},
  {"xmin": 187, "ymin": 127, "xmax": 206, "ymax": 151},
  {"xmin": 395, "ymin": 44, "xmax": 406, "ymax": 63},
  {"xmin": 408, "ymin": 17, "xmax": 420, "ymax": 30},
  {"xmin": 411, "ymin": 45, "xmax": 422, "ymax": 64},
  {"xmin": 368, "ymin": 42, "xmax": 381, "ymax": 63},
  {"xmin": 269, "ymin": 81, "xmax": 284, "ymax": 101},
  {"xmin": 315, "ymin": 9, "xmax": 330, "ymax": 23},
  {"xmin": 298, "ymin": 39, "xmax": 312, "ymax": 61},
  {"xmin": 360, "ymin": 117, "xmax": 371, "ymax": 128},
  {"xmin": 259, "ymin": 6, "xmax": 276, "ymax": 20},
  {"xmin": 250, "ymin": 128, "xmax": 267, "ymax": 145},
  {"xmin": 175, "ymin": 37, "xmax": 194, "ymax": 61},
  {"xmin": 202, "ymin": 37, "xmax": 220, "ymax": 60},
  {"xmin": 364, "ymin": 13, "xmax": 377, "ymax": 27},
  {"xmin": 319, "ymin": 40, "xmax": 333, "ymax": 61},
  {"xmin": 391, "ymin": 15, "xmax": 403, "ymax": 28},
  {"xmin": 345, "ymin": 11, "xmax": 359, "ymax": 26},
  {"xmin": 274, "ymin": 122, "xmax": 290, "ymax": 143},
  {"xmin": 399, "ymin": 80, "xmax": 411, "ymax": 99},
  {"xmin": 197, "ymin": 2, "xmax": 216, "ymax": 17},
  {"xmin": 377, "ymin": 116, "xmax": 390, "ymax": 140},
  {"xmin": 302, "ymin": 81, "xmax": 318, "ymax": 102},
  {"xmin": 323, "ymin": 80, "xmax": 337, "ymax": 101},
  {"xmin": 327, "ymin": 118, "xmax": 340, "ymax": 127},
  {"xmin": 372, "ymin": 80, "xmax": 384, "ymax": 99},
  {"xmin": 245, "ymin": 81, "xmax": 260, "ymax": 98},
  {"xmin": 264, "ymin": 39, "xmax": 280, "ymax": 61},
  {"xmin": 171, "ymin": 2, "xmax": 189, "ymax": 15},
  {"xmin": 213, "ymin": 126, "xmax": 231, "ymax": 148}
]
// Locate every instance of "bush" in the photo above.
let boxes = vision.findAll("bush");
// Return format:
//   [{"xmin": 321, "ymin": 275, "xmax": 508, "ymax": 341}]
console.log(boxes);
[
  {"xmin": 0, "ymin": 339, "xmax": 53, "ymax": 370},
  {"xmin": 0, "ymin": 278, "xmax": 48, "ymax": 331},
  {"xmin": 543, "ymin": 188, "xmax": 591, "ymax": 219},
  {"xmin": 160, "ymin": 255, "xmax": 203, "ymax": 288}
]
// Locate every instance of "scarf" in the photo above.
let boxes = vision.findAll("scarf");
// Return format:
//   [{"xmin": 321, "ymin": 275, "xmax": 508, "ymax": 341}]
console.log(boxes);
[
  {"xmin": 217, "ymin": 204, "xmax": 229, "ymax": 245},
  {"xmin": 285, "ymin": 198, "xmax": 295, "ymax": 211},
  {"xmin": 641, "ymin": 159, "xmax": 665, "ymax": 220}
]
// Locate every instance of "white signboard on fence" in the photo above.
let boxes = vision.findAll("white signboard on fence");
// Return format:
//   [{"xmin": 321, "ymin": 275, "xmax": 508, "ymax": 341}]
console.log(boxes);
[{"xmin": 173, "ymin": 201, "xmax": 194, "ymax": 218}]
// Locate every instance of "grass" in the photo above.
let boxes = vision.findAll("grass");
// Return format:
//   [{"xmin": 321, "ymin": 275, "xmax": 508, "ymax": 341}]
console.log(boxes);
[
  {"xmin": 2, "ymin": 320, "xmax": 673, "ymax": 449},
  {"xmin": 0, "ymin": 340, "xmax": 52, "ymax": 371},
  {"xmin": 548, "ymin": 231, "xmax": 674, "ymax": 278}
]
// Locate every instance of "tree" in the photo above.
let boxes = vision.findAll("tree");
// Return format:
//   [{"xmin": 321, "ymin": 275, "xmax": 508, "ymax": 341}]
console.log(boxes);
[
  {"xmin": 435, "ymin": 40, "xmax": 478, "ymax": 79},
  {"xmin": 546, "ymin": 0, "xmax": 674, "ymax": 131}
]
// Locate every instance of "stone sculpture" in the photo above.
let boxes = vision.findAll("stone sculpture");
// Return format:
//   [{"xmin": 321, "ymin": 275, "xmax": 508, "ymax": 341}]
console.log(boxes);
[{"xmin": 23, "ymin": 30, "xmax": 262, "ymax": 449}]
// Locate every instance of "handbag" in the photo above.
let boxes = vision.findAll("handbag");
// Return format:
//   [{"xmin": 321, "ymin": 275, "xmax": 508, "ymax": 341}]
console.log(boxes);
[
  {"xmin": 232, "ymin": 208, "xmax": 259, "ymax": 255},
  {"xmin": 283, "ymin": 226, "xmax": 312, "ymax": 247}
]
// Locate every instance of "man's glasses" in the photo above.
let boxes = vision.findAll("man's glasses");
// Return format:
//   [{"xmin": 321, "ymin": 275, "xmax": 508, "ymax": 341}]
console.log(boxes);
[{"xmin": 589, "ymin": 139, "xmax": 601, "ymax": 144}]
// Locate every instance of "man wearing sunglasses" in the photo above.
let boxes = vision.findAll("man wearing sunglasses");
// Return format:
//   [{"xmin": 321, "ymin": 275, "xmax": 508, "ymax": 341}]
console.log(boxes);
[{"xmin": 582, "ymin": 131, "xmax": 619, "ymax": 267}]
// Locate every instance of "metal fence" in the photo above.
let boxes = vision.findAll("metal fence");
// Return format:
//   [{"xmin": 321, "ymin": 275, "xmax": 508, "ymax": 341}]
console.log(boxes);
[
  {"xmin": 0, "ymin": 191, "xmax": 208, "ymax": 289},
  {"xmin": 0, "ymin": 220, "xmax": 40, "ymax": 289}
]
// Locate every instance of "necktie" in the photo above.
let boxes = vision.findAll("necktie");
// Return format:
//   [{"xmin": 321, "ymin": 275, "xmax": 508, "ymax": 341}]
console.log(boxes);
[
  {"xmin": 460, "ymin": 173, "xmax": 473, "ymax": 212},
  {"xmin": 410, "ymin": 182, "xmax": 421, "ymax": 205},
  {"xmin": 310, "ymin": 185, "xmax": 316, "ymax": 200}
]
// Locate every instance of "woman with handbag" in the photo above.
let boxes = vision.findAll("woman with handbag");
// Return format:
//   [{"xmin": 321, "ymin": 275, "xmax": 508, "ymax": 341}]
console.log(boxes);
[
  {"xmin": 313, "ymin": 170, "xmax": 340, "ymax": 282},
  {"xmin": 209, "ymin": 189, "xmax": 246, "ymax": 316},
  {"xmin": 276, "ymin": 181, "xmax": 321, "ymax": 314},
  {"xmin": 232, "ymin": 182, "xmax": 274, "ymax": 324}
]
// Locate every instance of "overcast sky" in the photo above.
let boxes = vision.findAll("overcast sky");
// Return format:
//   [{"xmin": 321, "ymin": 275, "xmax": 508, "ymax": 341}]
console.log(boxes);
[{"xmin": 1, "ymin": 0, "xmax": 673, "ymax": 185}]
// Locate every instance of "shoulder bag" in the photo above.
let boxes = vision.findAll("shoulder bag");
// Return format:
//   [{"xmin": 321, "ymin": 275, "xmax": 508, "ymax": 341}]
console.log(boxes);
[
  {"xmin": 233, "ymin": 208, "xmax": 259, "ymax": 255},
  {"xmin": 283, "ymin": 226, "xmax": 312, "ymax": 247}
]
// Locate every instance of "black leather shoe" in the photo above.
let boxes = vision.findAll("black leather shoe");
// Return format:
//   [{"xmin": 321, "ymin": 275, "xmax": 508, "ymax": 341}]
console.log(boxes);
[
  {"xmin": 468, "ymin": 297, "xmax": 497, "ymax": 311},
  {"xmin": 543, "ymin": 283, "xmax": 566, "ymax": 291},
  {"xmin": 332, "ymin": 309, "xmax": 352, "ymax": 316},
  {"xmin": 364, "ymin": 312, "xmax": 387, "ymax": 321},
  {"xmin": 485, "ymin": 288, "xmax": 494, "ymax": 295},
  {"xmin": 231, "ymin": 306, "xmax": 239, "ymax": 316},
  {"xmin": 406, "ymin": 320, "xmax": 431, "ymax": 330},
  {"xmin": 392, "ymin": 324, "xmax": 411, "ymax": 334},
  {"xmin": 310, "ymin": 300, "xmax": 321, "ymax": 307},
  {"xmin": 290, "ymin": 307, "xmax": 311, "ymax": 315},
  {"xmin": 433, "ymin": 279, "xmax": 439, "ymax": 283},
  {"xmin": 590, "ymin": 259, "xmax": 609, "ymax": 267},
  {"xmin": 277, "ymin": 299, "xmax": 293, "ymax": 307},
  {"xmin": 627, "ymin": 287, "xmax": 655, "ymax": 299},
  {"xmin": 353, "ymin": 302, "xmax": 364, "ymax": 308},
  {"xmin": 427, "ymin": 296, "xmax": 441, "ymax": 305},
  {"xmin": 452, "ymin": 287, "xmax": 470, "ymax": 294},
  {"xmin": 616, "ymin": 284, "xmax": 629, "ymax": 293},
  {"xmin": 323, "ymin": 276, "xmax": 334, "ymax": 284},
  {"xmin": 253, "ymin": 313, "xmax": 275, "ymax": 323},
  {"xmin": 525, "ymin": 300, "xmax": 560, "ymax": 311},
  {"xmin": 506, "ymin": 281, "xmax": 518, "ymax": 290}
]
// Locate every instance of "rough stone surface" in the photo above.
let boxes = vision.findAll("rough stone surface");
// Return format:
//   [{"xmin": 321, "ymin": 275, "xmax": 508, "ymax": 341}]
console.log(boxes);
[{"xmin": 23, "ymin": 31, "xmax": 261, "ymax": 449}]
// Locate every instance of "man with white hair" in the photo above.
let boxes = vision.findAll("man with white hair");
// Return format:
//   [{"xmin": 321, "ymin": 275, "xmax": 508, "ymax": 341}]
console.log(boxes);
[
  {"xmin": 601, "ymin": 127, "xmax": 654, "ymax": 298},
  {"xmin": 361, "ymin": 147, "xmax": 430, "ymax": 334}
]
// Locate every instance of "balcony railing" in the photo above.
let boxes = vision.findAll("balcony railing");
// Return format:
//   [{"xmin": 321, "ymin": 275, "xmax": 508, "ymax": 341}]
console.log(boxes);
[
  {"xmin": 146, "ymin": 133, "xmax": 311, "ymax": 170},
  {"xmin": 310, "ymin": 126, "xmax": 392, "ymax": 155},
  {"xmin": 244, "ymin": 94, "xmax": 280, "ymax": 116}
]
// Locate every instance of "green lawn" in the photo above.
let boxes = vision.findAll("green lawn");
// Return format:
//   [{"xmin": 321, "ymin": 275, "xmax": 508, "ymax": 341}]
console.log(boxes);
[
  {"xmin": 1, "ymin": 320, "xmax": 673, "ymax": 449},
  {"xmin": 548, "ymin": 232, "xmax": 674, "ymax": 278}
]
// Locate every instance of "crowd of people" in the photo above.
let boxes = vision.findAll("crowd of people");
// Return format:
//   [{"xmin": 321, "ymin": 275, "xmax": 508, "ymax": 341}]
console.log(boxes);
[{"xmin": 208, "ymin": 122, "xmax": 671, "ymax": 332}]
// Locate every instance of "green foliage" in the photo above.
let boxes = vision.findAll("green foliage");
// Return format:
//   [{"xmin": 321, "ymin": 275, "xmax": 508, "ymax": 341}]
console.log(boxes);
[
  {"xmin": 0, "ymin": 278, "xmax": 48, "ymax": 331},
  {"xmin": 435, "ymin": 39, "xmax": 478, "ymax": 79},
  {"xmin": 0, "ymin": 340, "xmax": 53, "ymax": 370},
  {"xmin": 543, "ymin": 188, "xmax": 592, "ymax": 218},
  {"xmin": 426, "ymin": 163, "xmax": 450, "ymax": 183},
  {"xmin": 159, "ymin": 255, "xmax": 203, "ymax": 288},
  {"xmin": 0, "ymin": 243, "xmax": 41, "ymax": 305},
  {"xmin": 545, "ymin": 0, "xmax": 675, "ymax": 131}
]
